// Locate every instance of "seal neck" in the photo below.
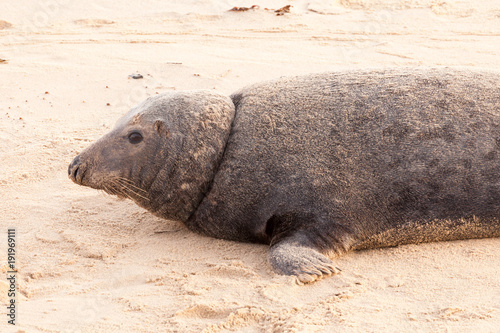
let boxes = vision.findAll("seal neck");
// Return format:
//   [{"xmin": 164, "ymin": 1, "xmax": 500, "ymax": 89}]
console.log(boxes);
[{"xmin": 146, "ymin": 91, "xmax": 235, "ymax": 222}]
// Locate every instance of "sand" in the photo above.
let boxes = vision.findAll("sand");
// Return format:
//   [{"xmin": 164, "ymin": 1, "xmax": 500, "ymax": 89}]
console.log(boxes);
[{"xmin": 1, "ymin": 0, "xmax": 499, "ymax": 332}]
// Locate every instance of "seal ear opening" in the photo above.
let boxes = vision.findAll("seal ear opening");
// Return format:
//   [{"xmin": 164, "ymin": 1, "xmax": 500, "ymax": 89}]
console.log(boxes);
[{"xmin": 154, "ymin": 120, "xmax": 170, "ymax": 138}]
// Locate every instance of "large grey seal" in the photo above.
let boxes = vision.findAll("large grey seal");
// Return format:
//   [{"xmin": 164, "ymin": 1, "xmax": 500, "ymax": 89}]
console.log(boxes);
[{"xmin": 69, "ymin": 68, "xmax": 500, "ymax": 283}]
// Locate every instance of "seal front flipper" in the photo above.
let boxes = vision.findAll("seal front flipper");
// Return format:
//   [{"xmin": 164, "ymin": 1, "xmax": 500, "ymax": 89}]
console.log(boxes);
[
  {"xmin": 266, "ymin": 213, "xmax": 354, "ymax": 284},
  {"xmin": 269, "ymin": 239, "xmax": 341, "ymax": 284}
]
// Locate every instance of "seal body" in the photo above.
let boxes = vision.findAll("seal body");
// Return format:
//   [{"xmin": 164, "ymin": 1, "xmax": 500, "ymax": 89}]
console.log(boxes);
[{"xmin": 69, "ymin": 68, "xmax": 500, "ymax": 283}]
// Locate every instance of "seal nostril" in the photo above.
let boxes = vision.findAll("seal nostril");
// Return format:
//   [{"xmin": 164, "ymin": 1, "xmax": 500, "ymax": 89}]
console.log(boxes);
[
  {"xmin": 72, "ymin": 166, "xmax": 79, "ymax": 180},
  {"xmin": 68, "ymin": 155, "xmax": 83, "ymax": 183}
]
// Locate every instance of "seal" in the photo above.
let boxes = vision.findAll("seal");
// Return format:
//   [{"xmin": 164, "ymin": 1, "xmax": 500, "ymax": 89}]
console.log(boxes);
[{"xmin": 69, "ymin": 68, "xmax": 500, "ymax": 283}]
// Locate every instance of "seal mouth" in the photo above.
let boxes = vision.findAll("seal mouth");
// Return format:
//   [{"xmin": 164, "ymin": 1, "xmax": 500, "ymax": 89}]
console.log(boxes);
[{"xmin": 68, "ymin": 155, "xmax": 149, "ymax": 202}]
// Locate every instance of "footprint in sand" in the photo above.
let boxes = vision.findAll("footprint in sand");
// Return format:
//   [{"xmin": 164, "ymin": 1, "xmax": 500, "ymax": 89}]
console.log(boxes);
[
  {"xmin": 175, "ymin": 303, "xmax": 234, "ymax": 319},
  {"xmin": 74, "ymin": 19, "xmax": 115, "ymax": 28},
  {"xmin": 0, "ymin": 20, "xmax": 12, "ymax": 29}
]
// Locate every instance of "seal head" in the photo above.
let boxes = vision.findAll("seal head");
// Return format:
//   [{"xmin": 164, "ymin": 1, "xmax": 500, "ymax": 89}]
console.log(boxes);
[{"xmin": 68, "ymin": 91, "xmax": 235, "ymax": 222}]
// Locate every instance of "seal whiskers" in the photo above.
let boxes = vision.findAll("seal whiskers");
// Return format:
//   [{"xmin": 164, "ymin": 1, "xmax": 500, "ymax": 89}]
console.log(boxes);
[
  {"xmin": 113, "ymin": 178, "xmax": 150, "ymax": 201},
  {"xmin": 117, "ymin": 177, "xmax": 149, "ymax": 195}
]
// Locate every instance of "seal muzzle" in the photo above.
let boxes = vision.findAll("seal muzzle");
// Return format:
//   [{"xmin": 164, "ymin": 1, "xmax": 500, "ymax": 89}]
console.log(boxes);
[{"xmin": 68, "ymin": 155, "xmax": 85, "ymax": 184}]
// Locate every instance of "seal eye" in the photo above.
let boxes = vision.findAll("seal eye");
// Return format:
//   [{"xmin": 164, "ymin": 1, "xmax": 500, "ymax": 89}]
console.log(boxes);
[{"xmin": 128, "ymin": 132, "xmax": 143, "ymax": 144}]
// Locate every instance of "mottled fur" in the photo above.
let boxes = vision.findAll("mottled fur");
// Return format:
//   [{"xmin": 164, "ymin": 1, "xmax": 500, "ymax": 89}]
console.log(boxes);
[{"xmin": 69, "ymin": 68, "xmax": 500, "ymax": 283}]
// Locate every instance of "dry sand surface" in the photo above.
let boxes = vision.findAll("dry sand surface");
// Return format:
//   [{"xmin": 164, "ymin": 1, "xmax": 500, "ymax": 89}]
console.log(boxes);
[{"xmin": 1, "ymin": 0, "xmax": 499, "ymax": 332}]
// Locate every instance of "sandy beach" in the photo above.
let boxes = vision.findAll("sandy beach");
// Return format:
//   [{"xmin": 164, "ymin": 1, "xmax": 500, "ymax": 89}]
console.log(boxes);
[{"xmin": 1, "ymin": 0, "xmax": 499, "ymax": 332}]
